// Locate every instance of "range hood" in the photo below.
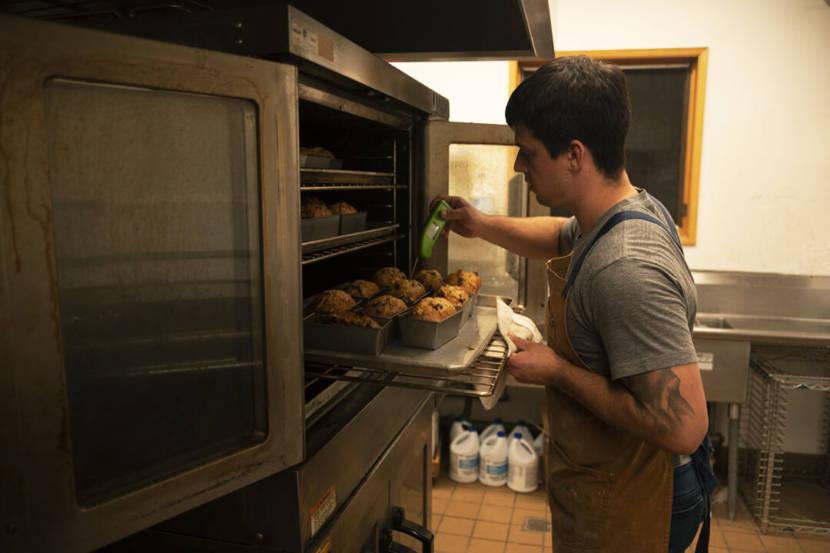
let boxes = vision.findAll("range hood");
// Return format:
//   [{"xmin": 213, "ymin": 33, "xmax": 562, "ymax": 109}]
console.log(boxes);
[{"xmin": 0, "ymin": 0, "xmax": 554, "ymax": 61}]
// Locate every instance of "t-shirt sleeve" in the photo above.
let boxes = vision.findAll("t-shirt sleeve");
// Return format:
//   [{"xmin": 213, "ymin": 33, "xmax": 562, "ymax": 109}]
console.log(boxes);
[
  {"xmin": 587, "ymin": 258, "xmax": 698, "ymax": 380},
  {"xmin": 559, "ymin": 216, "xmax": 579, "ymax": 253}
]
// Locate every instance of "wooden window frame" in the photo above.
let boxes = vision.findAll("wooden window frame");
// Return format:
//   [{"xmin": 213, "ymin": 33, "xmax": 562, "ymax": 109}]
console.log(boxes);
[{"xmin": 510, "ymin": 48, "xmax": 708, "ymax": 245}]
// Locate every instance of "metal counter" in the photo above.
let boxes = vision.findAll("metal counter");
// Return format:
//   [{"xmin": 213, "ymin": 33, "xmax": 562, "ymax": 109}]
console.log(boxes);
[{"xmin": 691, "ymin": 270, "xmax": 830, "ymax": 521}]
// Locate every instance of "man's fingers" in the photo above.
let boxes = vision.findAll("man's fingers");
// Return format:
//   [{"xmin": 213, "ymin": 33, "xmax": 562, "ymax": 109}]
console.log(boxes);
[
  {"xmin": 429, "ymin": 194, "xmax": 455, "ymax": 211},
  {"xmin": 509, "ymin": 334, "xmax": 531, "ymax": 350},
  {"xmin": 439, "ymin": 207, "xmax": 466, "ymax": 221}
]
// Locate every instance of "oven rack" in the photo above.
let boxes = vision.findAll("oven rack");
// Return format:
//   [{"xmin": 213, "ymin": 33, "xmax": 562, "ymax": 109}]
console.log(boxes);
[
  {"xmin": 300, "ymin": 183, "xmax": 407, "ymax": 191},
  {"xmin": 302, "ymin": 228, "xmax": 404, "ymax": 265},
  {"xmin": 304, "ymin": 332, "xmax": 509, "ymax": 397},
  {"xmin": 301, "ymin": 168, "xmax": 394, "ymax": 186}
]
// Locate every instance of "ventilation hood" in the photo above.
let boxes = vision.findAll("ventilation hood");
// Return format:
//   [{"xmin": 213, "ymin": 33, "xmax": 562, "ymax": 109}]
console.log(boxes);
[{"xmin": 0, "ymin": 0, "xmax": 554, "ymax": 61}]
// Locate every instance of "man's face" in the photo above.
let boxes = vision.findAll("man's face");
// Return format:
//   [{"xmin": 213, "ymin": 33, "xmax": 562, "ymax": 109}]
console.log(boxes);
[{"xmin": 512, "ymin": 124, "xmax": 569, "ymax": 208}]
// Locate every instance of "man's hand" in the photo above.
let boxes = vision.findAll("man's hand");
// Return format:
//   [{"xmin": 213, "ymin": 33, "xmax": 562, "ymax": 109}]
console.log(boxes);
[
  {"xmin": 506, "ymin": 335, "xmax": 564, "ymax": 386},
  {"xmin": 430, "ymin": 195, "xmax": 486, "ymax": 238}
]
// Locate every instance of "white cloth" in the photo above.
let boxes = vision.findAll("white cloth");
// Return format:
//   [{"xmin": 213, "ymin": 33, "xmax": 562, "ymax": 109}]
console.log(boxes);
[{"xmin": 479, "ymin": 298, "xmax": 544, "ymax": 410}]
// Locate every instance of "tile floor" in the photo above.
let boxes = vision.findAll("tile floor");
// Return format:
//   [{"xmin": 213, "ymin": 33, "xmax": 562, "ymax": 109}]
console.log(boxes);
[{"xmin": 430, "ymin": 473, "xmax": 830, "ymax": 553}]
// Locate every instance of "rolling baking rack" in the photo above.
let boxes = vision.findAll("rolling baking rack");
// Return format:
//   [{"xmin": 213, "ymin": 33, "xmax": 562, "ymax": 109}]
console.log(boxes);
[{"xmin": 738, "ymin": 345, "xmax": 830, "ymax": 535}]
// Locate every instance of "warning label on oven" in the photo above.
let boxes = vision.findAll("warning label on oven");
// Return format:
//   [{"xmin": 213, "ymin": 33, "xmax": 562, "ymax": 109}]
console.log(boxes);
[
  {"xmin": 310, "ymin": 486, "xmax": 337, "ymax": 536},
  {"xmin": 697, "ymin": 352, "xmax": 714, "ymax": 371},
  {"xmin": 291, "ymin": 23, "xmax": 336, "ymax": 63}
]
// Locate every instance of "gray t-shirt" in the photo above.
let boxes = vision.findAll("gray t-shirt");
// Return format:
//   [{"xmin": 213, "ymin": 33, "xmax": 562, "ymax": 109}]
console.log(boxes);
[{"xmin": 559, "ymin": 189, "xmax": 698, "ymax": 381}]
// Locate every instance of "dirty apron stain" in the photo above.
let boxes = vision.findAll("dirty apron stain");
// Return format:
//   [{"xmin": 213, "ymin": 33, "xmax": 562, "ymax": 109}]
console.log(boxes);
[{"xmin": 544, "ymin": 249, "xmax": 672, "ymax": 552}]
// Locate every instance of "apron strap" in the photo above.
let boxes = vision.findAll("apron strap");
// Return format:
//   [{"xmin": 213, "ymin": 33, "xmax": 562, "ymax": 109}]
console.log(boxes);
[
  {"xmin": 562, "ymin": 207, "xmax": 681, "ymax": 299},
  {"xmin": 692, "ymin": 435, "xmax": 717, "ymax": 553}
]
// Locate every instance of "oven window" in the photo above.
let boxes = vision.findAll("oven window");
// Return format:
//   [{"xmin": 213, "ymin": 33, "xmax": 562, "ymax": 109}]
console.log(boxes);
[
  {"xmin": 448, "ymin": 143, "xmax": 522, "ymax": 301},
  {"xmin": 44, "ymin": 78, "xmax": 266, "ymax": 506}
]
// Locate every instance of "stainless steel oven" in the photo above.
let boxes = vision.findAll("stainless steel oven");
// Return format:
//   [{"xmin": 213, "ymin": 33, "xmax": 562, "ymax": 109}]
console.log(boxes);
[{"xmin": 1, "ymin": 4, "xmax": 549, "ymax": 552}]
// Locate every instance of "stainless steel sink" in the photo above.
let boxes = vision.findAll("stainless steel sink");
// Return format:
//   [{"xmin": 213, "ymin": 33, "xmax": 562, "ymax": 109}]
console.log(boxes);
[
  {"xmin": 726, "ymin": 316, "xmax": 830, "ymax": 335},
  {"xmin": 695, "ymin": 315, "xmax": 732, "ymax": 329}
]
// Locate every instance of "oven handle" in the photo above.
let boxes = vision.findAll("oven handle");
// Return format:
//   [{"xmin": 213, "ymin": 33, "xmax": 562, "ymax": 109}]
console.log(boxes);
[
  {"xmin": 389, "ymin": 506, "xmax": 434, "ymax": 553},
  {"xmin": 386, "ymin": 541, "xmax": 417, "ymax": 553}
]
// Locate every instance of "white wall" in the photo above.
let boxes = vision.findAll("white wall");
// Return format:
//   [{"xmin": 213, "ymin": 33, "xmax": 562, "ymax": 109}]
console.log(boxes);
[{"xmin": 394, "ymin": 0, "xmax": 830, "ymax": 276}]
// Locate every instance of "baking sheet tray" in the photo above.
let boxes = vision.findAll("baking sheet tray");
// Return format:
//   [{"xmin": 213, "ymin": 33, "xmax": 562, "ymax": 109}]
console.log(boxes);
[{"xmin": 305, "ymin": 305, "xmax": 498, "ymax": 374}]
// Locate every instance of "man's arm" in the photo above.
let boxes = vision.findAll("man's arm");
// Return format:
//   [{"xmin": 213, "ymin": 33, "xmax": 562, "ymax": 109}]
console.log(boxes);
[
  {"xmin": 507, "ymin": 338, "xmax": 708, "ymax": 455},
  {"xmin": 432, "ymin": 195, "xmax": 569, "ymax": 259}
]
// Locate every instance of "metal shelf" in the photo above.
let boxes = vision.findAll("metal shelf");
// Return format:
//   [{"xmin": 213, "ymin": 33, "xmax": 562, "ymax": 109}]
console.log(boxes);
[
  {"xmin": 304, "ymin": 332, "xmax": 508, "ymax": 398},
  {"xmin": 301, "ymin": 168, "xmax": 395, "ymax": 186},
  {"xmin": 301, "ymin": 183, "xmax": 406, "ymax": 191},
  {"xmin": 301, "ymin": 168, "xmax": 395, "ymax": 177},
  {"xmin": 302, "ymin": 234, "xmax": 404, "ymax": 266},
  {"xmin": 739, "ymin": 344, "xmax": 830, "ymax": 535},
  {"xmin": 301, "ymin": 225, "xmax": 402, "ymax": 265},
  {"xmin": 751, "ymin": 345, "xmax": 830, "ymax": 391}
]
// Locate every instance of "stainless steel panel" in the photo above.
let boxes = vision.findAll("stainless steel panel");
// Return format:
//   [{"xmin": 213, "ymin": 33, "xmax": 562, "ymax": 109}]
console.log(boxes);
[
  {"xmin": 309, "ymin": 392, "xmax": 433, "ymax": 553},
  {"xmin": 0, "ymin": 15, "xmax": 303, "ymax": 553},
  {"xmin": 287, "ymin": 6, "xmax": 444, "ymax": 117},
  {"xmin": 692, "ymin": 271, "xmax": 830, "ymax": 346},
  {"xmin": 298, "ymin": 81, "xmax": 413, "ymax": 130},
  {"xmin": 693, "ymin": 338, "xmax": 751, "ymax": 403},
  {"xmin": 144, "ymin": 386, "xmax": 432, "ymax": 552}
]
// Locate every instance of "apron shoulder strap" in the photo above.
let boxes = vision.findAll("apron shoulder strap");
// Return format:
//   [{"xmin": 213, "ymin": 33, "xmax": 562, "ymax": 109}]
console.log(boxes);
[{"xmin": 561, "ymin": 199, "xmax": 682, "ymax": 299}]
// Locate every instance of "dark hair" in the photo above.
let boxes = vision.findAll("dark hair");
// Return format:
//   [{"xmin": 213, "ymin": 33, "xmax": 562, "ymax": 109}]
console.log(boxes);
[{"xmin": 505, "ymin": 55, "xmax": 631, "ymax": 179}]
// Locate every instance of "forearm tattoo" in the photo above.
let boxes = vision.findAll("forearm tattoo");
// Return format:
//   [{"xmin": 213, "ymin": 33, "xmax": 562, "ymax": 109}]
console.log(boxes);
[{"xmin": 622, "ymin": 368, "xmax": 694, "ymax": 434}]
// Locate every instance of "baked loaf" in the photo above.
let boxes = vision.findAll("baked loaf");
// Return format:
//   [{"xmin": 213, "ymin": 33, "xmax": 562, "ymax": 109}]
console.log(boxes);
[
  {"xmin": 328, "ymin": 201, "xmax": 357, "ymax": 214},
  {"xmin": 301, "ymin": 196, "xmax": 332, "ymax": 219},
  {"xmin": 413, "ymin": 269, "xmax": 443, "ymax": 292},
  {"xmin": 363, "ymin": 295, "xmax": 407, "ymax": 318},
  {"xmin": 372, "ymin": 267, "xmax": 406, "ymax": 288},
  {"xmin": 436, "ymin": 284, "xmax": 469, "ymax": 308},
  {"xmin": 310, "ymin": 289, "xmax": 355, "ymax": 313},
  {"xmin": 342, "ymin": 279, "xmax": 380, "ymax": 300},
  {"xmin": 410, "ymin": 297, "xmax": 457, "ymax": 322},
  {"xmin": 388, "ymin": 279, "xmax": 427, "ymax": 304},
  {"xmin": 317, "ymin": 311, "xmax": 381, "ymax": 329},
  {"xmin": 446, "ymin": 269, "xmax": 481, "ymax": 294},
  {"xmin": 301, "ymin": 146, "xmax": 335, "ymax": 158}
]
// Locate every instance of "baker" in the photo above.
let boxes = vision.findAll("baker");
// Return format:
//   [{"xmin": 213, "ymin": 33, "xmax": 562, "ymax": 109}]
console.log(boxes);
[{"xmin": 433, "ymin": 56, "xmax": 716, "ymax": 553}]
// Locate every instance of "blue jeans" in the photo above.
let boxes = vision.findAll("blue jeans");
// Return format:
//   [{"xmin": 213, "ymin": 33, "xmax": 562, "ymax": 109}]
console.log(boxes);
[{"xmin": 669, "ymin": 462, "xmax": 708, "ymax": 553}]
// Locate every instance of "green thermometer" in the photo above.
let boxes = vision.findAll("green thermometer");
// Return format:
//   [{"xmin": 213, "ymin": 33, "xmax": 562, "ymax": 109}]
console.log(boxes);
[{"xmin": 419, "ymin": 199, "xmax": 451, "ymax": 259}]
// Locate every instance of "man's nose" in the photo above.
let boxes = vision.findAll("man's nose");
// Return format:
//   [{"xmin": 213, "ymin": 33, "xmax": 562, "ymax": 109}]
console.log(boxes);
[{"xmin": 513, "ymin": 155, "xmax": 525, "ymax": 174}]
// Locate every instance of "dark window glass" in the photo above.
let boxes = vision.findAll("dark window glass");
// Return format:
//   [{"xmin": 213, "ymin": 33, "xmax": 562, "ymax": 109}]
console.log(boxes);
[
  {"xmin": 45, "ymin": 78, "xmax": 266, "ymax": 506},
  {"xmin": 624, "ymin": 66, "xmax": 689, "ymax": 223}
]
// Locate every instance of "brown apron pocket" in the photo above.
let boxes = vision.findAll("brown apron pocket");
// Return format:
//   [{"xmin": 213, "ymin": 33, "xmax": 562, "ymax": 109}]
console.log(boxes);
[{"xmin": 548, "ymin": 438, "xmax": 614, "ymax": 550}]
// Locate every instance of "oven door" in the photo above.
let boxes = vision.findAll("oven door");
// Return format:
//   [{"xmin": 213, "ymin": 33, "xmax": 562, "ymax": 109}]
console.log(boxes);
[
  {"xmin": 0, "ymin": 15, "xmax": 303, "ymax": 553},
  {"xmin": 422, "ymin": 121, "xmax": 549, "ymax": 326}
]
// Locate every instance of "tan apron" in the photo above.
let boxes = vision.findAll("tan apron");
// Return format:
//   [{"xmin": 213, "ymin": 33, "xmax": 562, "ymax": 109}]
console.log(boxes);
[{"xmin": 545, "ymin": 253, "xmax": 672, "ymax": 552}]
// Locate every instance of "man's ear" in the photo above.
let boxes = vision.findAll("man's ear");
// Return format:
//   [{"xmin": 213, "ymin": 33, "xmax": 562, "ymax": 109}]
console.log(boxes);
[{"xmin": 567, "ymin": 140, "xmax": 585, "ymax": 171}]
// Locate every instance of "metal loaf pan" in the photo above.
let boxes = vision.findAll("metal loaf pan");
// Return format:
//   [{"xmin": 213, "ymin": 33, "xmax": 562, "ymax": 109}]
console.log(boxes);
[
  {"xmin": 339, "ymin": 211, "xmax": 367, "ymax": 234},
  {"xmin": 301, "ymin": 214, "xmax": 340, "ymax": 242},
  {"xmin": 463, "ymin": 292, "xmax": 478, "ymax": 324},
  {"xmin": 364, "ymin": 307, "xmax": 410, "ymax": 339},
  {"xmin": 303, "ymin": 314, "xmax": 392, "ymax": 355},
  {"xmin": 300, "ymin": 153, "xmax": 343, "ymax": 169},
  {"xmin": 399, "ymin": 309, "xmax": 463, "ymax": 350}
]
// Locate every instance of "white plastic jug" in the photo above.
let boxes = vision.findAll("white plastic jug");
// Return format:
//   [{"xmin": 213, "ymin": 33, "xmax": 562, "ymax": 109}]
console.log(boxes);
[
  {"xmin": 480, "ymin": 418, "xmax": 506, "ymax": 442},
  {"xmin": 449, "ymin": 428, "xmax": 480, "ymax": 483},
  {"xmin": 478, "ymin": 431, "xmax": 508, "ymax": 487},
  {"xmin": 508, "ymin": 421, "xmax": 531, "ymax": 449},
  {"xmin": 507, "ymin": 432, "xmax": 538, "ymax": 493},
  {"xmin": 449, "ymin": 417, "xmax": 471, "ymax": 444}
]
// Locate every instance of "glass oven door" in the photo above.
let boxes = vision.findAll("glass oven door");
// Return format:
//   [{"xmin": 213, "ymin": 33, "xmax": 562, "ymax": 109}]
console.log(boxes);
[
  {"xmin": 0, "ymin": 15, "xmax": 303, "ymax": 553},
  {"xmin": 422, "ymin": 121, "xmax": 549, "ymax": 325}
]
